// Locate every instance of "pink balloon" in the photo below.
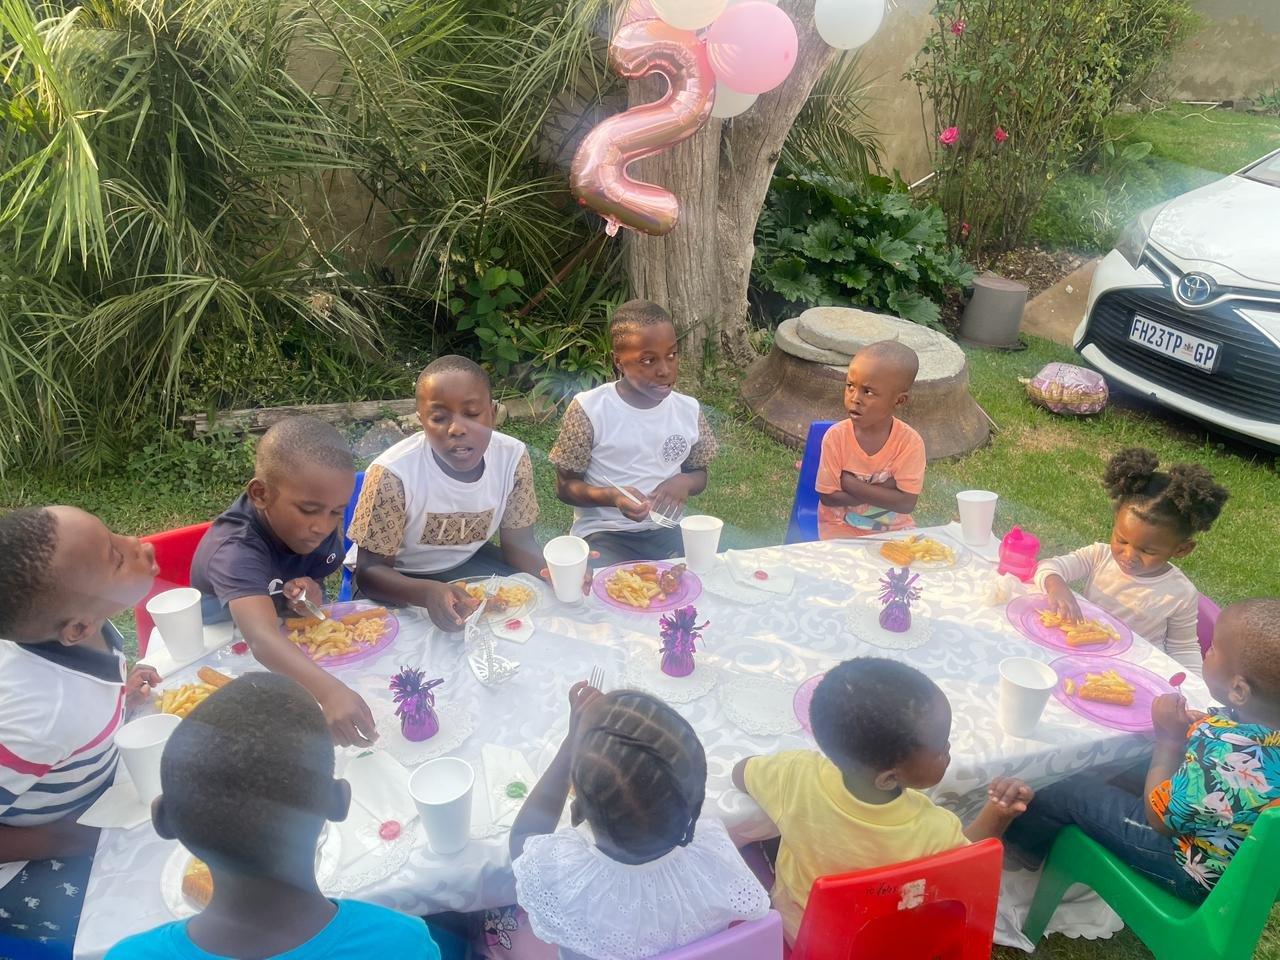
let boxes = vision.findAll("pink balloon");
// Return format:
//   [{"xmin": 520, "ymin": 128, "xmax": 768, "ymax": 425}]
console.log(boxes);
[
  {"xmin": 570, "ymin": 20, "xmax": 716, "ymax": 237},
  {"xmin": 705, "ymin": 2, "xmax": 798, "ymax": 96},
  {"xmin": 618, "ymin": 0, "xmax": 657, "ymax": 27}
]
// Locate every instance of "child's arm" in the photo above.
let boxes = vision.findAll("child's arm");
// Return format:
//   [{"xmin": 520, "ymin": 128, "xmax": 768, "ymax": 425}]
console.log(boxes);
[
  {"xmin": 227, "ymin": 595, "xmax": 376, "ymax": 747},
  {"xmin": 554, "ymin": 468, "xmax": 652, "ymax": 521},
  {"xmin": 731, "ymin": 757, "xmax": 755, "ymax": 793},
  {"xmin": 828, "ymin": 472, "xmax": 919, "ymax": 515},
  {"xmin": 963, "ymin": 778, "xmax": 1034, "ymax": 841},
  {"xmin": 650, "ymin": 409, "xmax": 718, "ymax": 516},
  {"xmin": 1035, "ymin": 544, "xmax": 1111, "ymax": 622},
  {"xmin": 510, "ymin": 681, "xmax": 602, "ymax": 859},
  {"xmin": 0, "ymin": 821, "xmax": 100, "ymax": 861},
  {"xmin": 1144, "ymin": 694, "xmax": 1197, "ymax": 836},
  {"xmin": 355, "ymin": 551, "xmax": 477, "ymax": 631},
  {"xmin": 1164, "ymin": 599, "xmax": 1204, "ymax": 676}
]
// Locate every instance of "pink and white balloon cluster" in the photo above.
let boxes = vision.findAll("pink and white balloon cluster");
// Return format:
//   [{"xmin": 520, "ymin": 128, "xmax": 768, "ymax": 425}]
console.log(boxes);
[{"xmin": 649, "ymin": 0, "xmax": 888, "ymax": 119}]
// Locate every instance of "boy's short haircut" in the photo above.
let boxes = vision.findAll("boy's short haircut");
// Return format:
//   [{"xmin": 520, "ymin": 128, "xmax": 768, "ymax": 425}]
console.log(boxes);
[
  {"xmin": 255, "ymin": 416, "xmax": 355, "ymax": 484},
  {"xmin": 0, "ymin": 507, "xmax": 58, "ymax": 635},
  {"xmin": 609, "ymin": 300, "xmax": 673, "ymax": 345},
  {"xmin": 416, "ymin": 355, "xmax": 492, "ymax": 396},
  {"xmin": 1228, "ymin": 598, "xmax": 1280, "ymax": 696},
  {"xmin": 809, "ymin": 658, "xmax": 942, "ymax": 772},
  {"xmin": 856, "ymin": 341, "xmax": 920, "ymax": 389},
  {"xmin": 160, "ymin": 672, "xmax": 334, "ymax": 874}
]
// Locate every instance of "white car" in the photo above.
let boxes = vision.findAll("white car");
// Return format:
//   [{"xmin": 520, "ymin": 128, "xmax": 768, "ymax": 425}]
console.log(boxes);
[{"xmin": 1075, "ymin": 149, "xmax": 1280, "ymax": 447}]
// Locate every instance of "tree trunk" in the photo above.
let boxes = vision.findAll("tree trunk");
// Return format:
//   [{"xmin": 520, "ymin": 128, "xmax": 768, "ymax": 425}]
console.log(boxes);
[{"xmin": 625, "ymin": 1, "xmax": 834, "ymax": 368}]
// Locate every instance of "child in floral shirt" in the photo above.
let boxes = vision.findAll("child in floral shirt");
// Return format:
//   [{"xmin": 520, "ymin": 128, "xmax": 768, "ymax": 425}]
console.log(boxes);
[{"xmin": 1009, "ymin": 598, "xmax": 1280, "ymax": 902}]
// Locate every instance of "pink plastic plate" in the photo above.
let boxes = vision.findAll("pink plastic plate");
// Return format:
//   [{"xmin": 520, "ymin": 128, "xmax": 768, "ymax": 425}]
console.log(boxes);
[
  {"xmin": 1050, "ymin": 655, "xmax": 1173, "ymax": 733},
  {"xmin": 281, "ymin": 601, "xmax": 399, "ymax": 667},
  {"xmin": 1007, "ymin": 594, "xmax": 1133, "ymax": 656},
  {"xmin": 793, "ymin": 673, "xmax": 825, "ymax": 735},
  {"xmin": 591, "ymin": 562, "xmax": 702, "ymax": 614}
]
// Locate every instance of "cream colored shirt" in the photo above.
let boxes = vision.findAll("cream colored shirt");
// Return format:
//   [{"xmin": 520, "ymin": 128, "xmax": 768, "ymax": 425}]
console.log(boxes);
[
  {"xmin": 1034, "ymin": 542, "xmax": 1202, "ymax": 675},
  {"xmin": 744, "ymin": 750, "xmax": 967, "ymax": 943}
]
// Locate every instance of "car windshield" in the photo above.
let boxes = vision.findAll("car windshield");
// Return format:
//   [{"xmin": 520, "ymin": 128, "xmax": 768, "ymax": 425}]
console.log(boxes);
[{"xmin": 1242, "ymin": 153, "xmax": 1280, "ymax": 187}]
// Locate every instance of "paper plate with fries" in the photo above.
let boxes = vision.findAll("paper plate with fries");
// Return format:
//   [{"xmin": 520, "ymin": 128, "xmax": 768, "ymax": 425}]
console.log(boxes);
[
  {"xmin": 591, "ymin": 561, "xmax": 702, "ymax": 613},
  {"xmin": 1050, "ymin": 655, "xmax": 1172, "ymax": 732},
  {"xmin": 452, "ymin": 577, "xmax": 539, "ymax": 623},
  {"xmin": 1006, "ymin": 595, "xmax": 1132, "ymax": 656},
  {"xmin": 281, "ymin": 602, "xmax": 399, "ymax": 667},
  {"xmin": 868, "ymin": 532, "xmax": 969, "ymax": 570},
  {"xmin": 155, "ymin": 667, "xmax": 237, "ymax": 718}
]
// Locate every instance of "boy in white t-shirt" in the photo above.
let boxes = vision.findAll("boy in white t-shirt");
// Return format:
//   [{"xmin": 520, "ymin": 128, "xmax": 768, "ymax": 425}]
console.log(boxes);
[
  {"xmin": 549, "ymin": 301, "xmax": 719, "ymax": 566},
  {"xmin": 347, "ymin": 356, "xmax": 542, "ymax": 632}
]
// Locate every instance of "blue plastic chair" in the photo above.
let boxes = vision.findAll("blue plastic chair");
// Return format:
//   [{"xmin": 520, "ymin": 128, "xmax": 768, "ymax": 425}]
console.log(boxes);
[
  {"xmin": 784, "ymin": 421, "xmax": 836, "ymax": 544},
  {"xmin": 337, "ymin": 469, "xmax": 365, "ymax": 602}
]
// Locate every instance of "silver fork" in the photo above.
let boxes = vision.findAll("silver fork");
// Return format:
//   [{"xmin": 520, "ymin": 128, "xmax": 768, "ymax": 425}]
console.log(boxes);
[
  {"xmin": 608, "ymin": 482, "xmax": 680, "ymax": 529},
  {"xmin": 588, "ymin": 666, "xmax": 605, "ymax": 692}
]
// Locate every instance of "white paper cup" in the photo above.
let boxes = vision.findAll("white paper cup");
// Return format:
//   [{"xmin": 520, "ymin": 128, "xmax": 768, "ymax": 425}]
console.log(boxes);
[
  {"xmin": 679, "ymin": 515, "xmax": 724, "ymax": 573},
  {"xmin": 998, "ymin": 657, "xmax": 1058, "ymax": 738},
  {"xmin": 408, "ymin": 757, "xmax": 474, "ymax": 856},
  {"xmin": 544, "ymin": 536, "xmax": 589, "ymax": 604},
  {"xmin": 116, "ymin": 713, "xmax": 183, "ymax": 806},
  {"xmin": 145, "ymin": 587, "xmax": 206, "ymax": 663},
  {"xmin": 956, "ymin": 490, "xmax": 999, "ymax": 547}
]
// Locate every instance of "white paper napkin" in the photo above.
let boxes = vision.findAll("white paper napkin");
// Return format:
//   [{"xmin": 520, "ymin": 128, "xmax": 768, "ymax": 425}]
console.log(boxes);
[
  {"xmin": 77, "ymin": 773, "xmax": 151, "ymax": 830},
  {"xmin": 725, "ymin": 550, "xmax": 795, "ymax": 595},
  {"xmin": 335, "ymin": 751, "xmax": 418, "ymax": 869},
  {"xmin": 481, "ymin": 744, "xmax": 536, "ymax": 828},
  {"xmin": 491, "ymin": 615, "xmax": 534, "ymax": 644}
]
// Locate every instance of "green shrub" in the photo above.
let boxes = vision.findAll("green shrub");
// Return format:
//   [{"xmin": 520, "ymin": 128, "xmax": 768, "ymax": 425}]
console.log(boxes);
[
  {"xmin": 908, "ymin": 0, "xmax": 1194, "ymax": 256},
  {"xmin": 753, "ymin": 166, "xmax": 973, "ymax": 329}
]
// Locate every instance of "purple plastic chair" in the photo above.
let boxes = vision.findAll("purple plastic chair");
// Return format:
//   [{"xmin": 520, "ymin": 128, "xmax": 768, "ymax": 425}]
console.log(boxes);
[
  {"xmin": 655, "ymin": 911, "xmax": 783, "ymax": 960},
  {"xmin": 1197, "ymin": 593, "xmax": 1221, "ymax": 658}
]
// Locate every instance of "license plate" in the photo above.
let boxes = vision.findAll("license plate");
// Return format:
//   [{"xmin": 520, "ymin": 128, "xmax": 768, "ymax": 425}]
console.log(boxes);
[{"xmin": 1128, "ymin": 315, "xmax": 1220, "ymax": 372}]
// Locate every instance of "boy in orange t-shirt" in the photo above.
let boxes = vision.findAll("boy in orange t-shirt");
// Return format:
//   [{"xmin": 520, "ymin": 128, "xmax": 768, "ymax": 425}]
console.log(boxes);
[{"xmin": 815, "ymin": 342, "xmax": 926, "ymax": 540}]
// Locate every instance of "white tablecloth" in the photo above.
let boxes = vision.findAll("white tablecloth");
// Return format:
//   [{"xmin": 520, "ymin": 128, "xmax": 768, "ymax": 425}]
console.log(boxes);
[{"xmin": 74, "ymin": 530, "xmax": 1208, "ymax": 958}]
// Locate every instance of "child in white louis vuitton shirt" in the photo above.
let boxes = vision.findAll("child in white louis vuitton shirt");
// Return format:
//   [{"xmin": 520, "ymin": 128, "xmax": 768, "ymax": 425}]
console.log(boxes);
[
  {"xmin": 549, "ymin": 301, "xmax": 719, "ymax": 566},
  {"xmin": 347, "ymin": 356, "xmax": 542, "ymax": 632}
]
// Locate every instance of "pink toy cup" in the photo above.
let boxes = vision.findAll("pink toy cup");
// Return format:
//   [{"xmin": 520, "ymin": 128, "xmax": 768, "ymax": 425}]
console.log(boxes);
[{"xmin": 998, "ymin": 526, "xmax": 1040, "ymax": 583}]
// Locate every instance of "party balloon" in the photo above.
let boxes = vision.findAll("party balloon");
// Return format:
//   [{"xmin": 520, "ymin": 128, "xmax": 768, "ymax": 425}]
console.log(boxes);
[
  {"xmin": 814, "ymin": 0, "xmax": 886, "ymax": 50},
  {"xmin": 705, "ymin": 2, "xmax": 798, "ymax": 96},
  {"xmin": 651, "ymin": 0, "xmax": 727, "ymax": 30},
  {"xmin": 618, "ymin": 0, "xmax": 657, "ymax": 27},
  {"xmin": 710, "ymin": 83, "xmax": 758, "ymax": 119},
  {"xmin": 570, "ymin": 20, "xmax": 716, "ymax": 237}
]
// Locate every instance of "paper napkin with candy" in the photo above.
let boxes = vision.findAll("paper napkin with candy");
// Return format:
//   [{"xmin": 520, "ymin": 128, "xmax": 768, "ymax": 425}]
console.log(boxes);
[
  {"xmin": 725, "ymin": 550, "xmax": 795, "ymax": 595},
  {"xmin": 481, "ymin": 743, "xmax": 537, "ymax": 829}
]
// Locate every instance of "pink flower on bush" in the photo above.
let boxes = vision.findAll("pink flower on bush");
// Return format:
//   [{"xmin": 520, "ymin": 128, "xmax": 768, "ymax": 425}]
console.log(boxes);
[
  {"xmin": 938, "ymin": 126, "xmax": 959, "ymax": 147},
  {"xmin": 961, "ymin": 222, "xmax": 971, "ymax": 238},
  {"xmin": 993, "ymin": 126, "xmax": 1009, "ymax": 144},
  {"xmin": 951, "ymin": 19, "xmax": 966, "ymax": 36}
]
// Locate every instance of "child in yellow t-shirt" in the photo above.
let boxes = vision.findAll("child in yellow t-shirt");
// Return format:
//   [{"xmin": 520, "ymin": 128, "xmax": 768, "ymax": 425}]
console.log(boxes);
[{"xmin": 732, "ymin": 658, "xmax": 1033, "ymax": 943}]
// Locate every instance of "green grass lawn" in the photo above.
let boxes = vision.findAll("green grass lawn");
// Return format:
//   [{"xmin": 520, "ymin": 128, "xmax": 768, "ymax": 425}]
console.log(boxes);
[
  {"xmin": 1032, "ymin": 104, "xmax": 1280, "ymax": 253},
  {"xmin": 3, "ymin": 336, "xmax": 1279, "ymax": 956}
]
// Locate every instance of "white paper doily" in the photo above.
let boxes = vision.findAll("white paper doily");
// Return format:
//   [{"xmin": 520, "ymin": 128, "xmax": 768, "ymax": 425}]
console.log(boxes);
[
  {"xmin": 161, "ymin": 825, "xmax": 342, "ymax": 918},
  {"xmin": 621, "ymin": 658, "xmax": 718, "ymax": 703},
  {"xmin": 847, "ymin": 602, "xmax": 933, "ymax": 650},
  {"xmin": 367, "ymin": 699, "xmax": 474, "ymax": 767},
  {"xmin": 699, "ymin": 566, "xmax": 772, "ymax": 606},
  {"xmin": 328, "ymin": 821, "xmax": 416, "ymax": 895},
  {"xmin": 718, "ymin": 675, "xmax": 802, "ymax": 737}
]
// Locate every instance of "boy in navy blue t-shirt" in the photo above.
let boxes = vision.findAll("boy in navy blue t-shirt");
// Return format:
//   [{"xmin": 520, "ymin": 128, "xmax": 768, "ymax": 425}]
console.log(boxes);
[{"xmin": 191, "ymin": 416, "xmax": 375, "ymax": 747}]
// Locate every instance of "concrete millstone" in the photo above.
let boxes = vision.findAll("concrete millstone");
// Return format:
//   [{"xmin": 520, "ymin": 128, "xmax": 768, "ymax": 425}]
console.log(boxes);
[{"xmin": 790, "ymin": 307, "xmax": 966, "ymax": 380}]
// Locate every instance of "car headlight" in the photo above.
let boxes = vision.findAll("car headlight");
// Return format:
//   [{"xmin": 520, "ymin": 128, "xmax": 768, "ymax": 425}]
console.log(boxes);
[{"xmin": 1114, "ymin": 204, "xmax": 1163, "ymax": 269}]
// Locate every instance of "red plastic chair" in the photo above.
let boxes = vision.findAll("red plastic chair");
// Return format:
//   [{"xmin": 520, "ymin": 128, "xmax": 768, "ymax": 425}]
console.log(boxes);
[
  {"xmin": 133, "ymin": 521, "xmax": 212, "ymax": 657},
  {"xmin": 788, "ymin": 839, "xmax": 1003, "ymax": 960},
  {"xmin": 1197, "ymin": 593, "xmax": 1221, "ymax": 658}
]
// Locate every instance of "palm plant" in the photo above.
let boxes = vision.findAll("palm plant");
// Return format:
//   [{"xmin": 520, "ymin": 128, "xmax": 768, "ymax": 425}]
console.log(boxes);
[{"xmin": 0, "ymin": 0, "xmax": 387, "ymax": 470}]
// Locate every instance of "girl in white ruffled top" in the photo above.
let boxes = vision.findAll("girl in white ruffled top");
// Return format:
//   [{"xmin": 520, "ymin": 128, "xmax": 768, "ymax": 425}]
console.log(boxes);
[{"xmin": 509, "ymin": 683, "xmax": 770, "ymax": 960}]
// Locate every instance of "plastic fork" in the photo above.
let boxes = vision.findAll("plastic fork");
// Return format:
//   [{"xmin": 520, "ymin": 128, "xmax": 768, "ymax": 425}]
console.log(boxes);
[
  {"xmin": 589, "ymin": 666, "xmax": 606, "ymax": 692},
  {"xmin": 608, "ymin": 481, "xmax": 679, "ymax": 529}
]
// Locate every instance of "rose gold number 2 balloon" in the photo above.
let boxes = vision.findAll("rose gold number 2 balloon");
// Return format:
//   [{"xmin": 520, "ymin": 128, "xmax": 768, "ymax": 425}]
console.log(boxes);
[{"xmin": 569, "ymin": 17, "xmax": 715, "ymax": 237}]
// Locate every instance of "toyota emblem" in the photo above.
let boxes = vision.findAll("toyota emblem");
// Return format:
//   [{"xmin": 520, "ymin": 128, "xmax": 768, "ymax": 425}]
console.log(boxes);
[{"xmin": 1177, "ymin": 272, "xmax": 1215, "ymax": 305}]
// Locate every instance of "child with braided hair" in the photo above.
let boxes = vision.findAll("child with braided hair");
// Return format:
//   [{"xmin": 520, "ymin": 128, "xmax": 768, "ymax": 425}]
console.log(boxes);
[
  {"xmin": 1035, "ymin": 447, "xmax": 1229, "ymax": 675},
  {"xmin": 509, "ymin": 684, "xmax": 769, "ymax": 960}
]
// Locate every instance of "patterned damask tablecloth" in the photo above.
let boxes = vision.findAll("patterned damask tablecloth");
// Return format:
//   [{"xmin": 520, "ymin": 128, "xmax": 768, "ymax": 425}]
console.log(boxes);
[{"xmin": 75, "ymin": 529, "xmax": 1208, "ymax": 958}]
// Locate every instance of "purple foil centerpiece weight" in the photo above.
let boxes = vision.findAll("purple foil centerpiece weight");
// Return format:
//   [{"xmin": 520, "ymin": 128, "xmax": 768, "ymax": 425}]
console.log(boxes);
[
  {"xmin": 878, "ymin": 567, "xmax": 921, "ymax": 634},
  {"xmin": 659, "ymin": 605, "xmax": 708, "ymax": 678},
  {"xmin": 390, "ymin": 667, "xmax": 444, "ymax": 741}
]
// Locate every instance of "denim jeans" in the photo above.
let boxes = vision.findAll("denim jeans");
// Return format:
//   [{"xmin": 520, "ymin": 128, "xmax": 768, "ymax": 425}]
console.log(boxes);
[{"xmin": 1006, "ymin": 774, "xmax": 1209, "ymax": 905}]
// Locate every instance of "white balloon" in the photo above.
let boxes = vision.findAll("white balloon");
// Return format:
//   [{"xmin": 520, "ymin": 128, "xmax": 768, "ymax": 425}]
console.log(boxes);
[
  {"xmin": 651, "ymin": 0, "xmax": 728, "ymax": 31},
  {"xmin": 711, "ymin": 83, "xmax": 758, "ymax": 118},
  {"xmin": 814, "ymin": 0, "xmax": 886, "ymax": 50}
]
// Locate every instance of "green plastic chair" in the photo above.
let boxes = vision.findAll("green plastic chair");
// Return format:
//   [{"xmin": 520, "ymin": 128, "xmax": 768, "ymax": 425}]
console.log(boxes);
[{"xmin": 1022, "ymin": 807, "xmax": 1280, "ymax": 959}]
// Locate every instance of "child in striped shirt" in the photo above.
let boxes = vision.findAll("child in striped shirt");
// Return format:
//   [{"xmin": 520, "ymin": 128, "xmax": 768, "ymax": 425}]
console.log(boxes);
[{"xmin": 0, "ymin": 506, "xmax": 161, "ymax": 947}]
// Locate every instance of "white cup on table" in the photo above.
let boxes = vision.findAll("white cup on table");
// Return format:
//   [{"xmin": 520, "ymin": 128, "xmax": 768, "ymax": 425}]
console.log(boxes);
[
  {"xmin": 998, "ymin": 657, "xmax": 1058, "ymax": 738},
  {"xmin": 145, "ymin": 588, "xmax": 206, "ymax": 663},
  {"xmin": 956, "ymin": 490, "xmax": 999, "ymax": 547},
  {"xmin": 543, "ymin": 536, "xmax": 590, "ymax": 604},
  {"xmin": 679, "ymin": 515, "xmax": 723, "ymax": 573},
  {"xmin": 408, "ymin": 757, "xmax": 475, "ymax": 856},
  {"xmin": 115, "ymin": 713, "xmax": 183, "ymax": 808}
]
